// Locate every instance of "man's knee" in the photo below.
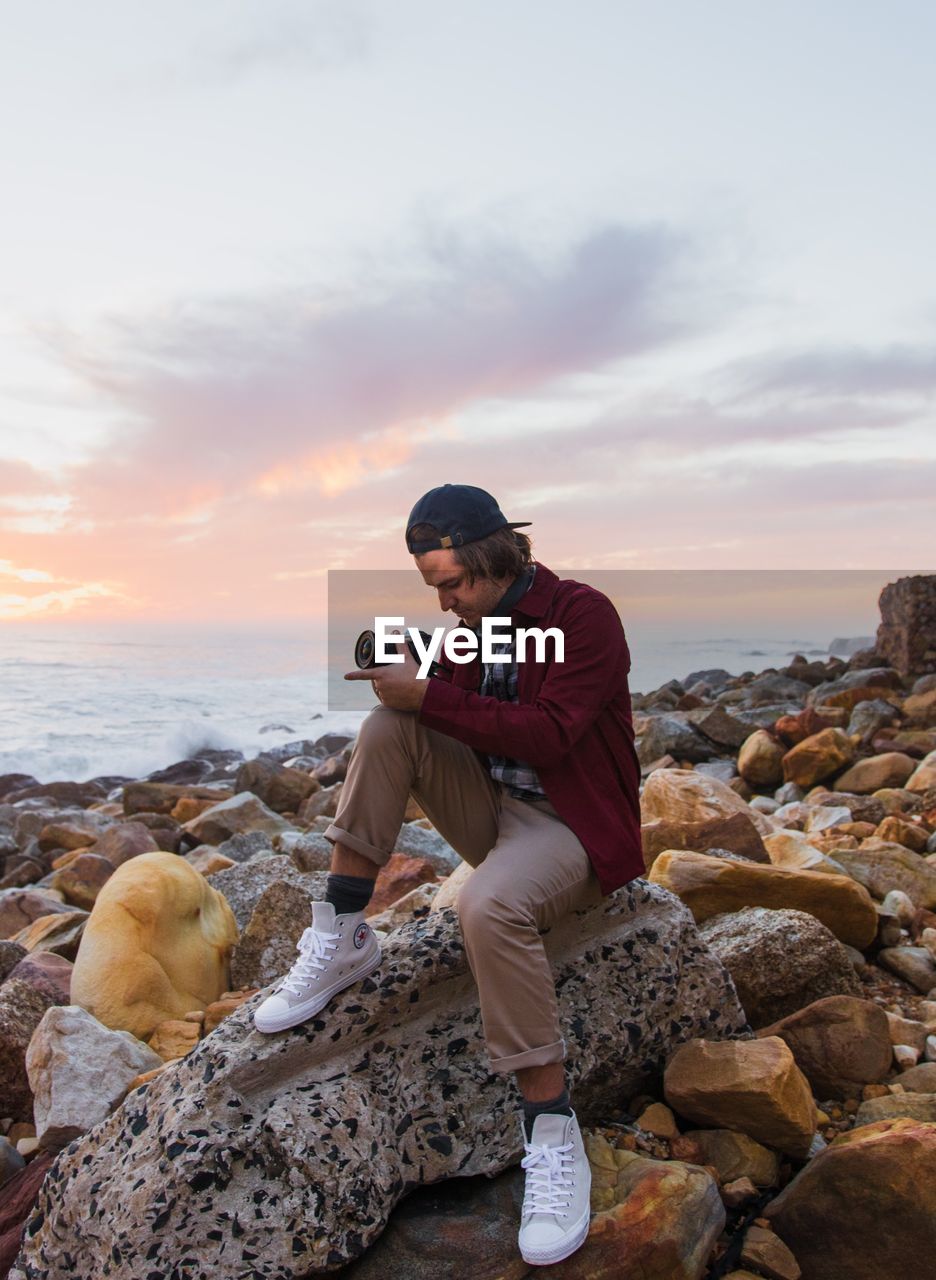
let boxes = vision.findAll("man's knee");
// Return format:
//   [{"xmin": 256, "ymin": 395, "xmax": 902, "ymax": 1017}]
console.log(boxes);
[
  {"xmin": 457, "ymin": 874, "xmax": 528, "ymax": 943},
  {"xmin": 354, "ymin": 704, "xmax": 411, "ymax": 753}
]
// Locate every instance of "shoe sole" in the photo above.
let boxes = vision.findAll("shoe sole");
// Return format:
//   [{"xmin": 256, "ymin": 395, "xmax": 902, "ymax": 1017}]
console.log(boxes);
[
  {"xmin": 253, "ymin": 950, "xmax": 382, "ymax": 1034},
  {"xmin": 519, "ymin": 1205, "xmax": 591, "ymax": 1266}
]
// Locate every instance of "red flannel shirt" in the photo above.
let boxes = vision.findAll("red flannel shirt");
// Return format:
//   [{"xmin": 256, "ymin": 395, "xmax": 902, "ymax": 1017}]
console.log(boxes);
[{"xmin": 418, "ymin": 561, "xmax": 644, "ymax": 894}]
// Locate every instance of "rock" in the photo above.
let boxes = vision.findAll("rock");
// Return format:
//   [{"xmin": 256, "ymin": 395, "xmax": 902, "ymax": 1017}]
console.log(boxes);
[
  {"xmin": 744, "ymin": 674, "xmax": 813, "ymax": 707},
  {"xmin": 833, "ymin": 838, "xmax": 936, "ymax": 908},
  {"xmin": 49, "ymin": 851, "xmax": 115, "ymax": 910},
  {"xmin": 855, "ymin": 1091, "xmax": 936, "ymax": 1126},
  {"xmin": 737, "ymin": 1224, "xmax": 801, "ymax": 1280},
  {"xmin": 182, "ymin": 791, "xmax": 296, "ymax": 845},
  {"xmin": 764, "ymin": 1117, "xmax": 936, "ymax": 1278},
  {"xmin": 848, "ymin": 698, "xmax": 903, "ymax": 741},
  {"xmin": 335, "ymin": 1165, "xmax": 528, "ymax": 1280},
  {"xmin": 907, "ymin": 749, "xmax": 936, "ymax": 793},
  {"xmin": 877, "ymin": 946, "xmax": 936, "ymax": 993},
  {"xmin": 36, "ymin": 817, "xmax": 108, "ymax": 854},
  {"xmin": 70, "ymin": 852, "xmax": 239, "ymax": 1040},
  {"xmin": 0, "ymin": 939, "xmax": 27, "ymax": 982},
  {"xmin": 648, "ymin": 850, "xmax": 877, "ymax": 948},
  {"xmin": 204, "ymin": 991, "xmax": 255, "ymax": 1034},
  {"xmin": 781, "ymin": 729, "xmax": 856, "ymax": 789},
  {"xmin": 25, "ymin": 1005, "xmax": 163, "ymax": 1150},
  {"xmin": 11, "ymin": 881, "xmax": 751, "ymax": 1279},
  {"xmin": 184, "ymin": 847, "xmax": 236, "ymax": 875},
  {"xmin": 762, "ymin": 830, "xmax": 847, "ymax": 876},
  {"xmin": 0, "ymin": 1135, "xmax": 25, "ymax": 1188},
  {"xmin": 147, "ymin": 1018, "xmax": 201, "ymax": 1062},
  {"xmin": 897, "ymin": 1062, "xmax": 936, "ymax": 1092},
  {"xmin": 686, "ymin": 704, "xmax": 752, "ymax": 749},
  {"xmin": 229, "ymin": 881, "xmax": 313, "ymax": 989},
  {"xmin": 368, "ymin": 855, "xmax": 438, "ymax": 916},
  {"xmin": 875, "ymin": 574, "xmax": 936, "ymax": 676},
  {"xmin": 641, "ymin": 769, "xmax": 776, "ymax": 838},
  {"xmin": 754, "ymin": 996, "xmax": 893, "ymax": 1100},
  {"xmin": 299, "ymin": 783, "xmax": 343, "ymax": 821},
  {"xmin": 636, "ymin": 1102, "xmax": 679, "ymax": 1139},
  {"xmin": 905, "ymin": 688, "xmax": 936, "ymax": 726},
  {"xmin": 636, "ymin": 715, "xmax": 715, "ymax": 767},
  {"xmin": 582, "ymin": 1147, "xmax": 724, "ymax": 1277},
  {"xmin": 642, "ymin": 813, "xmax": 769, "ymax": 873},
  {"xmin": 832, "ymin": 753, "xmax": 916, "ymax": 794},
  {"xmin": 277, "ymin": 830, "xmax": 333, "ymax": 872},
  {"xmin": 365, "ymin": 883, "xmax": 440, "ymax": 934},
  {"xmin": 802, "ymin": 804, "xmax": 852, "ymax": 833},
  {"xmin": 233, "ymin": 758, "xmax": 319, "ymax": 816},
  {"xmin": 207, "ymin": 855, "xmax": 328, "ymax": 932},
  {"xmin": 390, "ymin": 823, "xmax": 461, "ymax": 875},
  {"xmin": 893, "ymin": 1043, "xmax": 920, "ymax": 1069},
  {"xmin": 682, "ymin": 1128, "xmax": 780, "ymax": 1186},
  {"xmin": 216, "ymin": 830, "xmax": 275, "ymax": 864},
  {"xmin": 10, "ymin": 911, "xmax": 88, "ymax": 961},
  {"xmin": 92, "ymin": 821, "xmax": 160, "ymax": 865},
  {"xmin": 720, "ymin": 1178, "xmax": 759, "ymax": 1210},
  {"xmin": 7, "ymin": 952, "xmax": 72, "ymax": 1004},
  {"xmin": 0, "ymin": 890, "xmax": 71, "ymax": 940},
  {"xmin": 664, "ymin": 1036, "xmax": 817, "ymax": 1158},
  {"xmin": 738, "ymin": 731, "xmax": 786, "ymax": 789},
  {"xmin": 122, "ymin": 781, "xmax": 234, "ymax": 817},
  {"xmin": 0, "ymin": 980, "xmax": 62, "ymax": 1123},
  {"xmin": 699, "ymin": 908, "xmax": 862, "ymax": 1029},
  {"xmin": 0, "ymin": 1151, "xmax": 55, "ymax": 1278},
  {"xmin": 875, "ymin": 814, "xmax": 929, "ymax": 852}
]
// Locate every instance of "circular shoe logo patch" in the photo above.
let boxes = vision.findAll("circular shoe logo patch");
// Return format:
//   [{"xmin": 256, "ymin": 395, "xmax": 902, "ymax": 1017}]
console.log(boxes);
[{"xmin": 353, "ymin": 923, "xmax": 369, "ymax": 949}]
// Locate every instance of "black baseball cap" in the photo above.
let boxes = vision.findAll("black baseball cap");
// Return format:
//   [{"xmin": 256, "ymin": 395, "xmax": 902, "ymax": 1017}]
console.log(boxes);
[{"xmin": 405, "ymin": 484, "xmax": 531, "ymax": 554}]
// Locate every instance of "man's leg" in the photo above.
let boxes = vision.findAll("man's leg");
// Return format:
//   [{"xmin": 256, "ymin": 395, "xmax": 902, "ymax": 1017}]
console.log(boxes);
[
  {"xmin": 455, "ymin": 795, "xmax": 604, "ymax": 1266},
  {"xmin": 254, "ymin": 705, "xmax": 500, "ymax": 1032}
]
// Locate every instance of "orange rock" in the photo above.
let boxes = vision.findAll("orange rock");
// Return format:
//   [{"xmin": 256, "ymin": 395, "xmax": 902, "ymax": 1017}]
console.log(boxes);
[
  {"xmin": 171, "ymin": 796, "xmax": 219, "ymax": 823},
  {"xmin": 148, "ymin": 1018, "xmax": 200, "ymax": 1061},
  {"xmin": 782, "ymin": 729, "xmax": 856, "ymax": 789},
  {"xmin": 663, "ymin": 1037, "xmax": 817, "ymax": 1158},
  {"xmin": 875, "ymin": 815, "xmax": 929, "ymax": 853},
  {"xmin": 763, "ymin": 1119, "xmax": 936, "ymax": 1278},
  {"xmin": 367, "ymin": 854, "xmax": 438, "ymax": 916}
]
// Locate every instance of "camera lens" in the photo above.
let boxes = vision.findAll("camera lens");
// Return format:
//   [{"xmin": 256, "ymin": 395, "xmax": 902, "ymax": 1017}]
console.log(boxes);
[{"xmin": 354, "ymin": 630, "xmax": 376, "ymax": 669}]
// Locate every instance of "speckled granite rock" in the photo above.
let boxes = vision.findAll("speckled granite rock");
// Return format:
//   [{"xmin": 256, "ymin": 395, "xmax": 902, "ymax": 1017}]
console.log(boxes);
[
  {"xmin": 229, "ymin": 880, "xmax": 314, "ymax": 988},
  {"xmin": 12, "ymin": 879, "xmax": 751, "ymax": 1279}
]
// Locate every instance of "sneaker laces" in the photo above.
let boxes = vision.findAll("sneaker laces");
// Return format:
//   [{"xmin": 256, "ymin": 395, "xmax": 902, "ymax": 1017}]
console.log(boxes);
[
  {"xmin": 279, "ymin": 926, "xmax": 340, "ymax": 997},
  {"xmin": 521, "ymin": 1141, "xmax": 576, "ymax": 1217}
]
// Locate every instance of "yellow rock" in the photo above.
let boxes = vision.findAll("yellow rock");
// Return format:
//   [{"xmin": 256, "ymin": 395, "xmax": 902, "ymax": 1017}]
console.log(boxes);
[
  {"xmin": 782, "ymin": 728, "xmax": 856, "ymax": 788},
  {"xmin": 648, "ymin": 849, "xmax": 878, "ymax": 948},
  {"xmin": 906, "ymin": 749, "xmax": 936, "ymax": 793},
  {"xmin": 664, "ymin": 1036, "xmax": 817, "ymax": 1158},
  {"xmin": 641, "ymin": 768, "xmax": 775, "ymax": 838},
  {"xmin": 637, "ymin": 1102, "xmax": 680, "ymax": 1139},
  {"xmin": 738, "ymin": 731, "xmax": 786, "ymax": 789},
  {"xmin": 148, "ymin": 1018, "xmax": 201, "ymax": 1061},
  {"xmin": 70, "ymin": 851, "xmax": 239, "ymax": 1040}
]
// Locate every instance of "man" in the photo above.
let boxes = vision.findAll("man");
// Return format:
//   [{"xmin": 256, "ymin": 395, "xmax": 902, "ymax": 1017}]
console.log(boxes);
[{"xmin": 254, "ymin": 484, "xmax": 643, "ymax": 1267}]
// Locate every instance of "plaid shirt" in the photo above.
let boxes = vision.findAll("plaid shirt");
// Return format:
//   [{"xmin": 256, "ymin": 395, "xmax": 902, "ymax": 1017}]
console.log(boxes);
[{"xmin": 476, "ymin": 566, "xmax": 548, "ymax": 801}]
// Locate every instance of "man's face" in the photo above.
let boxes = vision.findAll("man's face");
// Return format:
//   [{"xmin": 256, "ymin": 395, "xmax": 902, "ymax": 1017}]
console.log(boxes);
[{"xmin": 416, "ymin": 548, "xmax": 513, "ymax": 629}]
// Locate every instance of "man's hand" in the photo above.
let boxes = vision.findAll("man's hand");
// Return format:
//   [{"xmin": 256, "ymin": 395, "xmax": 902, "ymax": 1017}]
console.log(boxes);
[{"xmin": 344, "ymin": 633, "xmax": 429, "ymax": 712}]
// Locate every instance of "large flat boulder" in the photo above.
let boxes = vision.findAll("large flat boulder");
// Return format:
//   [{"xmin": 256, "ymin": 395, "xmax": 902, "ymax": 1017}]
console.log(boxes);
[
  {"xmin": 12, "ymin": 880, "xmax": 751, "ymax": 1279},
  {"xmin": 648, "ymin": 849, "xmax": 878, "ymax": 948}
]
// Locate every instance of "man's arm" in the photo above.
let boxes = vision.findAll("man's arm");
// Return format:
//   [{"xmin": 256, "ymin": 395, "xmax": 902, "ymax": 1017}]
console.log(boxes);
[{"xmin": 417, "ymin": 592, "xmax": 629, "ymax": 769}]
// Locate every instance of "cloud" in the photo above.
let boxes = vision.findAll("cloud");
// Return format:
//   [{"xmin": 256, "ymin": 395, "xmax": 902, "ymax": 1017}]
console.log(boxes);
[
  {"xmin": 731, "ymin": 343, "xmax": 936, "ymax": 399},
  {"xmin": 48, "ymin": 221, "xmax": 691, "ymax": 523}
]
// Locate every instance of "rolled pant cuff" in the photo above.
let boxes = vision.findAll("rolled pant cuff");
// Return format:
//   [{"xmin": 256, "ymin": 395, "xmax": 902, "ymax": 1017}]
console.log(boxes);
[
  {"xmin": 322, "ymin": 823, "xmax": 389, "ymax": 869},
  {"xmin": 489, "ymin": 1038, "xmax": 566, "ymax": 1074}
]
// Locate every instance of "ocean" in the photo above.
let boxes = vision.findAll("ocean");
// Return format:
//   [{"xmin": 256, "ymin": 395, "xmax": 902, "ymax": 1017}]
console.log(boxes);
[{"xmin": 0, "ymin": 623, "xmax": 860, "ymax": 785}]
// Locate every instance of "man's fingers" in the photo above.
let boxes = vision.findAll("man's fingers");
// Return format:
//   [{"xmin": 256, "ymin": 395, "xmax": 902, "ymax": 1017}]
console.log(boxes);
[{"xmin": 344, "ymin": 671, "xmax": 379, "ymax": 681}]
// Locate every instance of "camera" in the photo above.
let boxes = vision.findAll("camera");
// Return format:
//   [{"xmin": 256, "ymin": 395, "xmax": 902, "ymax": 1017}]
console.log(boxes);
[{"xmin": 354, "ymin": 629, "xmax": 443, "ymax": 678}]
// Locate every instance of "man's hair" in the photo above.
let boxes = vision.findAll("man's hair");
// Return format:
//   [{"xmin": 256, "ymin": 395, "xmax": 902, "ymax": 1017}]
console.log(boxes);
[{"xmin": 409, "ymin": 523, "xmax": 533, "ymax": 585}]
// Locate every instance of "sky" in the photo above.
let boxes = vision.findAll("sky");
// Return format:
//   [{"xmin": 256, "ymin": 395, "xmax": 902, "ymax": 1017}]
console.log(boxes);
[{"xmin": 1, "ymin": 0, "xmax": 934, "ymax": 628}]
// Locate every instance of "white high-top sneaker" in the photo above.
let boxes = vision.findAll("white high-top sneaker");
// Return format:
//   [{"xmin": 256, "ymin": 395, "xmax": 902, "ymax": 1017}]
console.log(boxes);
[
  {"xmin": 253, "ymin": 901, "xmax": 381, "ymax": 1034},
  {"xmin": 517, "ymin": 1110, "xmax": 592, "ymax": 1266}
]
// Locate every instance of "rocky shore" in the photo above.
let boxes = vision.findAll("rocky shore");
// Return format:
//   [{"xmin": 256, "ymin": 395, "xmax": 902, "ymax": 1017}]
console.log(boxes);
[{"xmin": 1, "ymin": 573, "xmax": 935, "ymax": 1279}]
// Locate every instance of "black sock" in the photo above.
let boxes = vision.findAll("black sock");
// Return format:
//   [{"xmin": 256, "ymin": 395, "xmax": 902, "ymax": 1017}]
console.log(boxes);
[
  {"xmin": 325, "ymin": 873, "xmax": 375, "ymax": 917},
  {"xmin": 523, "ymin": 1088, "xmax": 572, "ymax": 1141}
]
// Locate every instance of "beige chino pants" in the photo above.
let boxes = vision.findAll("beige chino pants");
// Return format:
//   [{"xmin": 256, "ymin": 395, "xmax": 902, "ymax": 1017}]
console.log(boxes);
[{"xmin": 323, "ymin": 705, "xmax": 604, "ymax": 1073}]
